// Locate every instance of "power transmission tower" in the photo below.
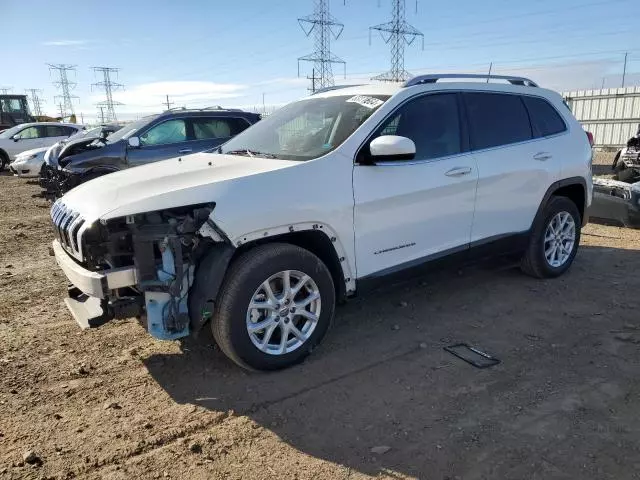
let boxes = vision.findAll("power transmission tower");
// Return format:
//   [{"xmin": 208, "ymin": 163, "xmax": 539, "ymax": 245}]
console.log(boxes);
[
  {"xmin": 370, "ymin": 0, "xmax": 423, "ymax": 82},
  {"xmin": 58, "ymin": 103, "xmax": 65, "ymax": 119},
  {"xmin": 163, "ymin": 94, "xmax": 174, "ymax": 110},
  {"xmin": 92, "ymin": 66, "xmax": 124, "ymax": 122},
  {"xmin": 25, "ymin": 89, "xmax": 45, "ymax": 116},
  {"xmin": 0, "ymin": 87, "xmax": 12, "ymax": 94},
  {"xmin": 48, "ymin": 64, "xmax": 79, "ymax": 117},
  {"xmin": 298, "ymin": 0, "xmax": 346, "ymax": 93}
]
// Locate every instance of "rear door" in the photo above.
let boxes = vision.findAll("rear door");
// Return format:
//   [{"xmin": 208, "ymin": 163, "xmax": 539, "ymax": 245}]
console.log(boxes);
[
  {"xmin": 186, "ymin": 116, "xmax": 253, "ymax": 154},
  {"xmin": 126, "ymin": 118, "xmax": 189, "ymax": 167},
  {"xmin": 464, "ymin": 92, "xmax": 562, "ymax": 243}
]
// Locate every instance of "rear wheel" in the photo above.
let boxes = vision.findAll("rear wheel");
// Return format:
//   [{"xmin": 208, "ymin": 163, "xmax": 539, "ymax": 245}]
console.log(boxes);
[
  {"xmin": 0, "ymin": 151, "xmax": 8, "ymax": 171},
  {"xmin": 212, "ymin": 243, "xmax": 336, "ymax": 371},
  {"xmin": 521, "ymin": 196, "xmax": 581, "ymax": 278}
]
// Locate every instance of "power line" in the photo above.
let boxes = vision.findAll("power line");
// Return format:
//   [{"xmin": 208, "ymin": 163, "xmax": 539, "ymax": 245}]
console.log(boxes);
[
  {"xmin": 48, "ymin": 64, "xmax": 79, "ymax": 118},
  {"xmin": 370, "ymin": 0, "xmax": 424, "ymax": 82},
  {"xmin": 0, "ymin": 86, "xmax": 12, "ymax": 94},
  {"xmin": 92, "ymin": 66, "xmax": 124, "ymax": 122},
  {"xmin": 298, "ymin": 0, "xmax": 346, "ymax": 93},
  {"xmin": 25, "ymin": 89, "xmax": 45, "ymax": 117}
]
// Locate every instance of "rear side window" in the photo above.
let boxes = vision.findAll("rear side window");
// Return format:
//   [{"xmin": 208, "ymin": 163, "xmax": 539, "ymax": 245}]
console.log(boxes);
[
  {"xmin": 45, "ymin": 126, "xmax": 66, "ymax": 137},
  {"xmin": 191, "ymin": 117, "xmax": 249, "ymax": 140},
  {"xmin": 522, "ymin": 96, "xmax": 567, "ymax": 138},
  {"xmin": 464, "ymin": 92, "xmax": 532, "ymax": 150}
]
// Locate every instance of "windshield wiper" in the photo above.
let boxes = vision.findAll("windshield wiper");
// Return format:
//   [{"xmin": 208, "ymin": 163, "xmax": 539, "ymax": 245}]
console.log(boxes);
[{"xmin": 223, "ymin": 148, "xmax": 278, "ymax": 159}]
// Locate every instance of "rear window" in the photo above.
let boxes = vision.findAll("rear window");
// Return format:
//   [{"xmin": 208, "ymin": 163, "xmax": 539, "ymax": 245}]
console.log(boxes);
[
  {"xmin": 522, "ymin": 96, "xmax": 567, "ymax": 138},
  {"xmin": 464, "ymin": 92, "xmax": 532, "ymax": 150}
]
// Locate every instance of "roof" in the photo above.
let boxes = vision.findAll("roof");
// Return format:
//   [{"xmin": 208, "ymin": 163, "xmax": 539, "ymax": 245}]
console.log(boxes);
[
  {"xmin": 312, "ymin": 83, "xmax": 402, "ymax": 98},
  {"xmin": 16, "ymin": 122, "xmax": 84, "ymax": 128}
]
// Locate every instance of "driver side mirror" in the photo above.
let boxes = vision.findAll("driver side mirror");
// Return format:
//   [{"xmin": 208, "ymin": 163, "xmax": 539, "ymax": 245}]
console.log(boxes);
[
  {"xmin": 364, "ymin": 135, "xmax": 416, "ymax": 163},
  {"xmin": 128, "ymin": 136, "xmax": 140, "ymax": 148},
  {"xmin": 11, "ymin": 135, "xmax": 20, "ymax": 142}
]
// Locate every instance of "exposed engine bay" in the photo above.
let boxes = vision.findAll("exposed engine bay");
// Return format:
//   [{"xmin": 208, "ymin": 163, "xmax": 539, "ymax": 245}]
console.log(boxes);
[{"xmin": 62, "ymin": 203, "xmax": 234, "ymax": 340}]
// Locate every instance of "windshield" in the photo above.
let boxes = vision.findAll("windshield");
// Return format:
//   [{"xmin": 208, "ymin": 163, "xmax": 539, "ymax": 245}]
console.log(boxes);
[
  {"xmin": 0, "ymin": 124, "xmax": 26, "ymax": 139},
  {"xmin": 220, "ymin": 94, "xmax": 390, "ymax": 161},
  {"xmin": 106, "ymin": 116, "xmax": 157, "ymax": 144}
]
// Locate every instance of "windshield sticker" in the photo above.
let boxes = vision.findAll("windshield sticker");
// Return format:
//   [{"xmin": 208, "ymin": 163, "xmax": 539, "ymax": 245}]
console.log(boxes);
[{"xmin": 346, "ymin": 95, "xmax": 384, "ymax": 109}]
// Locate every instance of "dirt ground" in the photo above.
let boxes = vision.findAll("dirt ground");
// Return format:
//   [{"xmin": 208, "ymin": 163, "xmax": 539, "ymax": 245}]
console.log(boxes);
[{"xmin": 2, "ymin": 152, "xmax": 640, "ymax": 480}]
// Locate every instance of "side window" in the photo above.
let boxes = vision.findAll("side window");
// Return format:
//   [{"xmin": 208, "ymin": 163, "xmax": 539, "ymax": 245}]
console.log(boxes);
[
  {"xmin": 139, "ymin": 119, "xmax": 187, "ymax": 146},
  {"xmin": 63, "ymin": 126, "xmax": 79, "ymax": 136},
  {"xmin": 522, "ymin": 96, "xmax": 567, "ymax": 138},
  {"xmin": 371, "ymin": 93, "xmax": 461, "ymax": 160},
  {"xmin": 464, "ymin": 93, "xmax": 532, "ymax": 150},
  {"xmin": 191, "ymin": 117, "xmax": 249, "ymax": 140},
  {"xmin": 45, "ymin": 126, "xmax": 66, "ymax": 137},
  {"xmin": 15, "ymin": 126, "xmax": 39, "ymax": 139}
]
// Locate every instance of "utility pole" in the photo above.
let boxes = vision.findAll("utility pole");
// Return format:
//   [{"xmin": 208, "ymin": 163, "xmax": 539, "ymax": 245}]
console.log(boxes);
[
  {"xmin": 25, "ymin": 89, "xmax": 45, "ymax": 116},
  {"xmin": 298, "ymin": 0, "xmax": 346, "ymax": 92},
  {"xmin": 370, "ymin": 0, "xmax": 424, "ymax": 82},
  {"xmin": 92, "ymin": 66, "xmax": 124, "ymax": 122},
  {"xmin": 306, "ymin": 68, "xmax": 320, "ymax": 94},
  {"xmin": 0, "ymin": 86, "xmax": 12, "ymax": 94},
  {"xmin": 601, "ymin": 77, "xmax": 606, "ymax": 89},
  {"xmin": 80, "ymin": 112, "xmax": 84, "ymax": 124},
  {"xmin": 163, "ymin": 94, "xmax": 173, "ymax": 110},
  {"xmin": 48, "ymin": 64, "xmax": 79, "ymax": 117},
  {"xmin": 487, "ymin": 62, "xmax": 493, "ymax": 82},
  {"xmin": 58, "ymin": 103, "xmax": 65, "ymax": 119},
  {"xmin": 99, "ymin": 106, "xmax": 105, "ymax": 124},
  {"xmin": 262, "ymin": 92, "xmax": 266, "ymax": 115},
  {"xmin": 622, "ymin": 52, "xmax": 628, "ymax": 88}
]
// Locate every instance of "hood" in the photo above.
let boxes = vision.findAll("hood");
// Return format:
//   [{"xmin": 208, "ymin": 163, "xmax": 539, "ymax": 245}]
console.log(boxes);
[
  {"xmin": 14, "ymin": 147, "xmax": 48, "ymax": 159},
  {"xmin": 60, "ymin": 152, "xmax": 295, "ymax": 222}
]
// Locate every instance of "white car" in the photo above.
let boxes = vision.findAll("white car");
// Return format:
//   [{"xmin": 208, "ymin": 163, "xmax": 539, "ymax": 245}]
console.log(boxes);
[
  {"xmin": 51, "ymin": 74, "xmax": 593, "ymax": 371},
  {"xmin": 0, "ymin": 122, "xmax": 83, "ymax": 170},
  {"xmin": 9, "ymin": 147, "xmax": 48, "ymax": 177}
]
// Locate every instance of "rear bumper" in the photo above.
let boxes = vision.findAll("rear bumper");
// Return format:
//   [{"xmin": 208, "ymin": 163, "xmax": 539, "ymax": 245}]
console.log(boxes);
[{"xmin": 52, "ymin": 239, "xmax": 138, "ymax": 299}]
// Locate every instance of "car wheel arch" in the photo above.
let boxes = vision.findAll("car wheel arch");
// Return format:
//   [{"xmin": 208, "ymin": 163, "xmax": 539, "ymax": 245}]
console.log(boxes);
[
  {"xmin": 189, "ymin": 223, "xmax": 352, "ymax": 335},
  {"xmin": 533, "ymin": 177, "xmax": 587, "ymax": 228}
]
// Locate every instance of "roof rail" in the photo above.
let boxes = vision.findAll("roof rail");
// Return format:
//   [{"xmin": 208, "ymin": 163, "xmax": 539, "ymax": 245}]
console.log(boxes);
[
  {"xmin": 403, "ymin": 74, "xmax": 539, "ymax": 88},
  {"xmin": 311, "ymin": 84, "xmax": 362, "ymax": 95}
]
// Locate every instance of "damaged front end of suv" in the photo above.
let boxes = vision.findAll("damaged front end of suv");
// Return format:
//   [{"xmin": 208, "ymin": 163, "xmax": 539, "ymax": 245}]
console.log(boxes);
[{"xmin": 52, "ymin": 200, "xmax": 233, "ymax": 339}]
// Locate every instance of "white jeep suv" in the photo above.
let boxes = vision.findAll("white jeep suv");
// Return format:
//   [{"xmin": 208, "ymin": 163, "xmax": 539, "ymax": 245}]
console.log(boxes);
[{"xmin": 50, "ymin": 74, "xmax": 593, "ymax": 371}]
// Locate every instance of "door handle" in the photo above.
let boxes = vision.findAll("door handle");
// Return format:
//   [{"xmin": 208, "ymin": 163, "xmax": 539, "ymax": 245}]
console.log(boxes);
[
  {"xmin": 178, "ymin": 148, "xmax": 193, "ymax": 154},
  {"xmin": 445, "ymin": 166, "xmax": 472, "ymax": 177},
  {"xmin": 533, "ymin": 152, "xmax": 552, "ymax": 161}
]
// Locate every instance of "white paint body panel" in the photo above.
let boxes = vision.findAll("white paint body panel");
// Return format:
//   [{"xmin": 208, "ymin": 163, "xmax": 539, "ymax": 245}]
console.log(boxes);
[{"xmin": 353, "ymin": 153, "xmax": 478, "ymax": 277}]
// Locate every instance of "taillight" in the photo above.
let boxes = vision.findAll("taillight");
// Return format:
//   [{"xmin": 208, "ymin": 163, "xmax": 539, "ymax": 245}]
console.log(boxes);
[{"xmin": 586, "ymin": 131, "xmax": 594, "ymax": 147}]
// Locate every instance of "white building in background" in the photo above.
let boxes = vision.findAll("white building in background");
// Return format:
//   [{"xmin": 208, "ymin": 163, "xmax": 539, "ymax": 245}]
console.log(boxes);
[{"xmin": 563, "ymin": 86, "xmax": 640, "ymax": 149}]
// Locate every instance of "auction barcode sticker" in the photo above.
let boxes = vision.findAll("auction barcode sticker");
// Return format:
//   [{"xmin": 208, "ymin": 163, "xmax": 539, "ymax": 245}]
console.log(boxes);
[{"xmin": 346, "ymin": 95, "xmax": 384, "ymax": 109}]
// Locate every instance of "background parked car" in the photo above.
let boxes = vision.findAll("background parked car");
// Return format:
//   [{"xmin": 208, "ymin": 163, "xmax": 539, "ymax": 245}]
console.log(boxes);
[
  {"xmin": 0, "ymin": 122, "xmax": 84, "ymax": 170},
  {"xmin": 9, "ymin": 146, "xmax": 48, "ymax": 177},
  {"xmin": 44, "ymin": 107, "xmax": 260, "ymax": 197}
]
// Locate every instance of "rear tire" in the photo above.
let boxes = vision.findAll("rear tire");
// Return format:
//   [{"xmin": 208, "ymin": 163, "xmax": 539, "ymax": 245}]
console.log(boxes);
[
  {"xmin": 0, "ymin": 150, "xmax": 8, "ymax": 171},
  {"xmin": 521, "ymin": 196, "xmax": 581, "ymax": 279},
  {"xmin": 211, "ymin": 243, "xmax": 335, "ymax": 371}
]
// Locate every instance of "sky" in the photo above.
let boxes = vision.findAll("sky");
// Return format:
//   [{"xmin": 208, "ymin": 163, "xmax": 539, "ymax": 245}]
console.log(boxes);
[{"xmin": 2, "ymin": 0, "xmax": 639, "ymax": 123}]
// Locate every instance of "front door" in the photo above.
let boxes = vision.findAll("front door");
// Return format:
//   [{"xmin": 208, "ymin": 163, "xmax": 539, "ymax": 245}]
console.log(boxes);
[
  {"xmin": 353, "ymin": 93, "xmax": 478, "ymax": 278},
  {"xmin": 126, "ymin": 118, "xmax": 191, "ymax": 167},
  {"xmin": 6, "ymin": 125, "xmax": 44, "ymax": 158}
]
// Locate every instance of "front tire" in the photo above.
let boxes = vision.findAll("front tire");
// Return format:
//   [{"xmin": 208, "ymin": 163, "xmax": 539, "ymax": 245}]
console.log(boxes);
[
  {"xmin": 212, "ymin": 243, "xmax": 335, "ymax": 371},
  {"xmin": 521, "ymin": 196, "xmax": 581, "ymax": 278}
]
